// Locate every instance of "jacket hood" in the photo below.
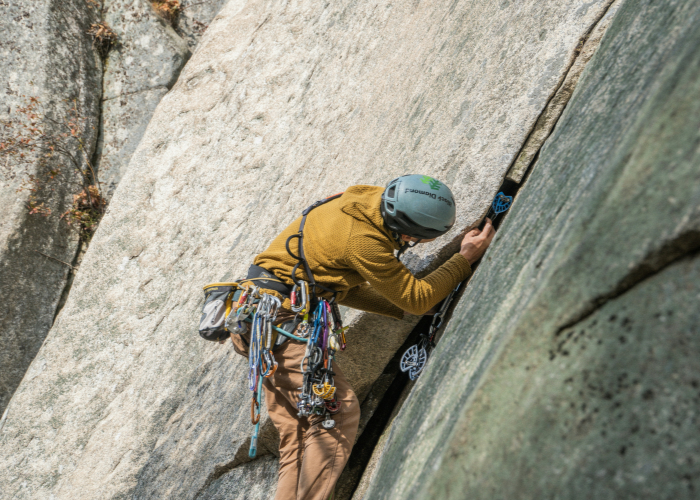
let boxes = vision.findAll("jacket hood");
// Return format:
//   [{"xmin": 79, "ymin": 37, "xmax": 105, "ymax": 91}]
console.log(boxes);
[{"xmin": 340, "ymin": 185, "xmax": 400, "ymax": 249}]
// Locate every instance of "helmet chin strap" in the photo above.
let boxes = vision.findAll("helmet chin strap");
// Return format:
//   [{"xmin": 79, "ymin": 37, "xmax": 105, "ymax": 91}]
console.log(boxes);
[{"xmin": 396, "ymin": 236, "xmax": 422, "ymax": 259}]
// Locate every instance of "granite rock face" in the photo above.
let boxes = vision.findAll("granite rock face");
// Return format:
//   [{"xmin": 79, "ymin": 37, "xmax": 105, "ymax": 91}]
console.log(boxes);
[
  {"xmin": 0, "ymin": 0, "xmax": 616, "ymax": 498},
  {"xmin": 0, "ymin": 0, "xmax": 228, "ymax": 416},
  {"xmin": 364, "ymin": 0, "xmax": 700, "ymax": 498},
  {"xmin": 95, "ymin": 0, "xmax": 190, "ymax": 199},
  {"xmin": 0, "ymin": 0, "xmax": 102, "ymax": 416},
  {"xmin": 506, "ymin": 0, "xmax": 623, "ymax": 183}
]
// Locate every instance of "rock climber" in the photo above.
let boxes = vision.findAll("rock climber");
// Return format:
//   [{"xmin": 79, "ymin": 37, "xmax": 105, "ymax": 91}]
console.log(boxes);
[{"xmin": 228, "ymin": 174, "xmax": 495, "ymax": 500}]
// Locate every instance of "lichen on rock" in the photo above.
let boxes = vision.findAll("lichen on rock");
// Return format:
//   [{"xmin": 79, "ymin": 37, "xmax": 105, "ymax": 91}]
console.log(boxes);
[{"xmin": 0, "ymin": 0, "xmax": 102, "ymax": 418}]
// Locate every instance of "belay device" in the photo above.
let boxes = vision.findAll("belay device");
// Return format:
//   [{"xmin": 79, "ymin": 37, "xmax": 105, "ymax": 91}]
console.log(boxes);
[{"xmin": 399, "ymin": 192, "xmax": 513, "ymax": 380}]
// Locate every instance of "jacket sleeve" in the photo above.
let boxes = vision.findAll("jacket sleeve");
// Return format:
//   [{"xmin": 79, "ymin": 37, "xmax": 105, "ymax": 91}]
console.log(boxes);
[
  {"xmin": 338, "ymin": 283, "xmax": 405, "ymax": 319},
  {"xmin": 344, "ymin": 224, "xmax": 472, "ymax": 315}
]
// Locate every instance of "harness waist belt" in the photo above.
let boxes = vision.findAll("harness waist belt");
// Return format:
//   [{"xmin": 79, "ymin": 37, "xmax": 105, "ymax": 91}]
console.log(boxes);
[{"xmin": 246, "ymin": 265, "xmax": 292, "ymax": 297}]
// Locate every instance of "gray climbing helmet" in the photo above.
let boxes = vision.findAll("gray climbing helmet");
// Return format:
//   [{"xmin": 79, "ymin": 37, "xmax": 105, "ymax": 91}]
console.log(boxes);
[{"xmin": 380, "ymin": 175, "xmax": 456, "ymax": 239}]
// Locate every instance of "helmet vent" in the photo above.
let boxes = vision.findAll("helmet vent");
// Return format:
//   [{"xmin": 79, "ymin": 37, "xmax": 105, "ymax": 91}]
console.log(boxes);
[
  {"xmin": 386, "ymin": 202, "xmax": 395, "ymax": 212},
  {"xmin": 387, "ymin": 186, "xmax": 396, "ymax": 198}
]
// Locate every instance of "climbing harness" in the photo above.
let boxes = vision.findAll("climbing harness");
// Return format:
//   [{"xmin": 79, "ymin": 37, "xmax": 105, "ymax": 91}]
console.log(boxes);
[
  {"xmin": 399, "ymin": 192, "xmax": 513, "ymax": 380},
  {"xmin": 286, "ymin": 193, "xmax": 344, "ymax": 296},
  {"xmin": 200, "ymin": 193, "xmax": 349, "ymax": 458},
  {"xmin": 285, "ymin": 193, "xmax": 348, "ymax": 431}
]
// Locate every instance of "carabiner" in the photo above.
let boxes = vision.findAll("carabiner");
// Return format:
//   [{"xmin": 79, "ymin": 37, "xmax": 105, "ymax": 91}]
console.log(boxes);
[
  {"xmin": 251, "ymin": 397, "xmax": 260, "ymax": 424},
  {"xmin": 262, "ymin": 350, "xmax": 277, "ymax": 378}
]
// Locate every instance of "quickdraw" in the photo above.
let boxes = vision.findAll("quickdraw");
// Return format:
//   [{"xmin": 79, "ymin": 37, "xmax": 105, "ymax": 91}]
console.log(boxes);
[
  {"xmin": 400, "ymin": 192, "xmax": 513, "ymax": 380},
  {"xmin": 249, "ymin": 293, "xmax": 282, "ymax": 388},
  {"xmin": 247, "ymin": 292, "xmax": 282, "ymax": 457},
  {"xmin": 247, "ymin": 193, "xmax": 350, "ymax": 457},
  {"xmin": 297, "ymin": 299, "xmax": 344, "ymax": 429}
]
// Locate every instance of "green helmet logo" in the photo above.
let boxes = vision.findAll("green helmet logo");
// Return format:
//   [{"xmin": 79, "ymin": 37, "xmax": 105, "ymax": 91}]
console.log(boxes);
[{"xmin": 420, "ymin": 176, "xmax": 442, "ymax": 190}]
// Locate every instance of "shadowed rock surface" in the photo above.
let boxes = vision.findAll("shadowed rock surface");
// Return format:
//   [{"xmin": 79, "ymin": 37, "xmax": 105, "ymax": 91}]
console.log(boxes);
[
  {"xmin": 0, "ymin": 0, "xmax": 102, "ymax": 416},
  {"xmin": 363, "ymin": 0, "xmax": 700, "ymax": 497},
  {"xmin": 176, "ymin": 0, "xmax": 235, "ymax": 50},
  {"xmin": 0, "ymin": 0, "xmax": 620, "ymax": 498},
  {"xmin": 0, "ymin": 0, "xmax": 230, "ymax": 417}
]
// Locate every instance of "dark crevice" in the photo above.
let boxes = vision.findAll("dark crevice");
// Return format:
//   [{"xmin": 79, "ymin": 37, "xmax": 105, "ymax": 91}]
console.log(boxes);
[
  {"xmin": 52, "ymin": 239, "xmax": 84, "ymax": 324},
  {"xmin": 334, "ymin": 316, "xmax": 431, "ymax": 500},
  {"xmin": 91, "ymin": 13, "xmax": 108, "ymax": 182},
  {"xmin": 555, "ymin": 228, "xmax": 700, "ymax": 335},
  {"xmin": 504, "ymin": 0, "xmax": 618, "ymax": 183},
  {"xmin": 52, "ymin": 3, "xmax": 107, "ymax": 324}
]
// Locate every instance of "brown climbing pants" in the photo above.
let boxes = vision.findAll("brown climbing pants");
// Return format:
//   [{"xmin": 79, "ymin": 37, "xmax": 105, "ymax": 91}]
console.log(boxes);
[{"xmin": 263, "ymin": 339, "xmax": 361, "ymax": 500}]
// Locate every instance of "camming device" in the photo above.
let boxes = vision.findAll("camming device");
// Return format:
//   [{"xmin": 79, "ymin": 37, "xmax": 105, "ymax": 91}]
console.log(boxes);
[{"xmin": 399, "ymin": 192, "xmax": 513, "ymax": 380}]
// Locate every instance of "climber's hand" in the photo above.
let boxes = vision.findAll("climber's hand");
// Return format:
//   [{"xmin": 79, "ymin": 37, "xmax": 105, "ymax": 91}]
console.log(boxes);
[{"xmin": 460, "ymin": 218, "xmax": 495, "ymax": 265}]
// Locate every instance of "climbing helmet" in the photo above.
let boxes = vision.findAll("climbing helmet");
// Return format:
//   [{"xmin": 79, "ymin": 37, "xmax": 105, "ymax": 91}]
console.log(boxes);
[{"xmin": 380, "ymin": 174, "xmax": 456, "ymax": 239}]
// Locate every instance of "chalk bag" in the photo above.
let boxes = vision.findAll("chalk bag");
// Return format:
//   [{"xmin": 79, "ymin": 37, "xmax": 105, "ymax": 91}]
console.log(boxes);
[{"xmin": 199, "ymin": 282, "xmax": 239, "ymax": 341}]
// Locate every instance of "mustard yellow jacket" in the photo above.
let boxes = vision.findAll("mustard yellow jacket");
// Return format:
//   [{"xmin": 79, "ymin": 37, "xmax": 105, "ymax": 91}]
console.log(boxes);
[{"xmin": 254, "ymin": 185, "xmax": 472, "ymax": 319}]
